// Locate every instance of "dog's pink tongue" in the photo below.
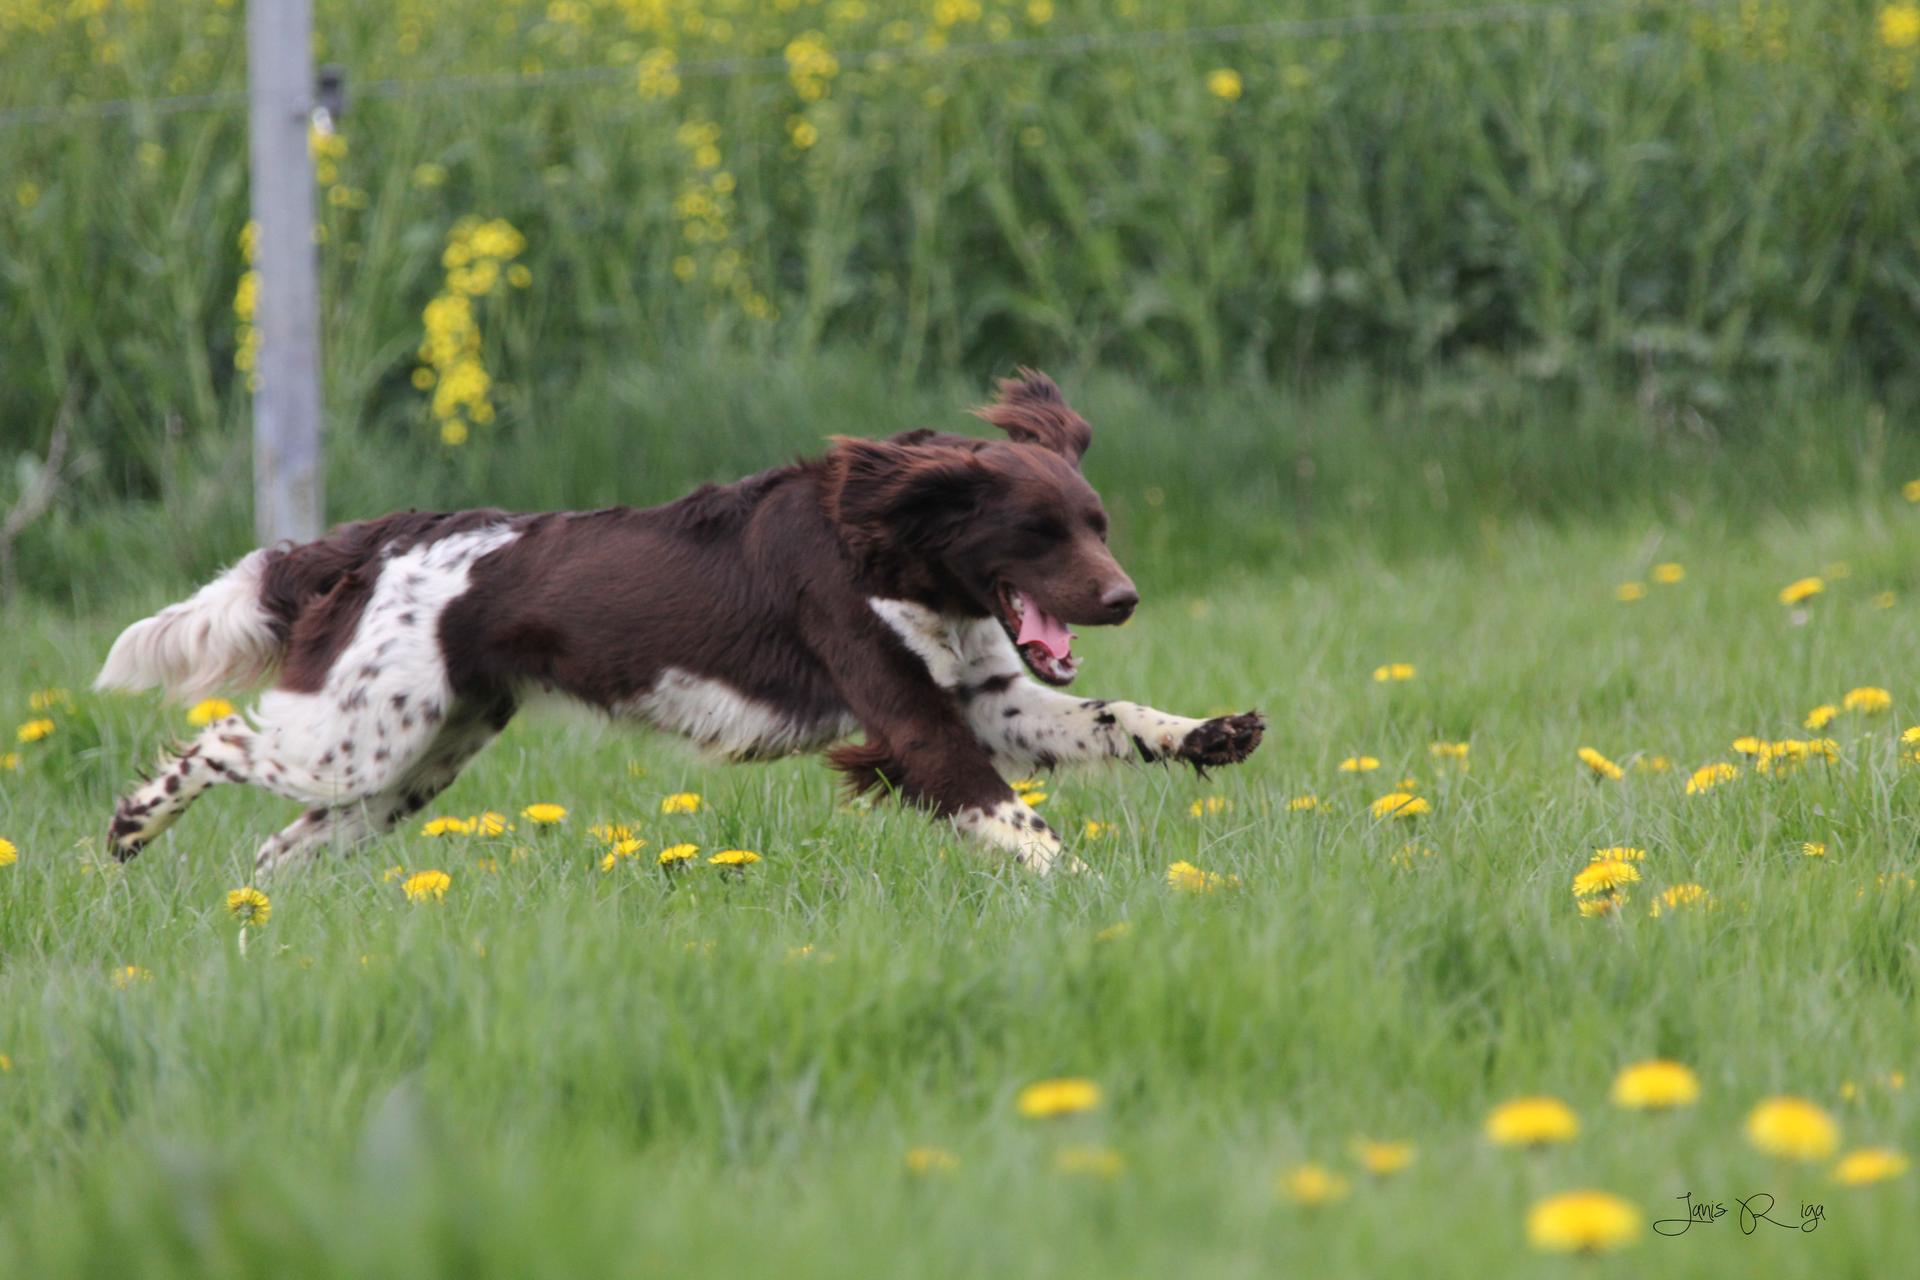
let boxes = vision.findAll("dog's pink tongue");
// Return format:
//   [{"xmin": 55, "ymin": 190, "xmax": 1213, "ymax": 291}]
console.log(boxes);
[{"xmin": 1017, "ymin": 598, "xmax": 1073, "ymax": 659}]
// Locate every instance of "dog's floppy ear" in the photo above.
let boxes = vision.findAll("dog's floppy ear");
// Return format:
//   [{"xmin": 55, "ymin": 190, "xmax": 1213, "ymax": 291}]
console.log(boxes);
[
  {"xmin": 824, "ymin": 436, "xmax": 992, "ymax": 559},
  {"xmin": 971, "ymin": 368, "xmax": 1091, "ymax": 466}
]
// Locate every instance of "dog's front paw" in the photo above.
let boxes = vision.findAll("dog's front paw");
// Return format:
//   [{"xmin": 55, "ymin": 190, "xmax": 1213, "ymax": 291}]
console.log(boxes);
[{"xmin": 1177, "ymin": 712, "xmax": 1265, "ymax": 769}]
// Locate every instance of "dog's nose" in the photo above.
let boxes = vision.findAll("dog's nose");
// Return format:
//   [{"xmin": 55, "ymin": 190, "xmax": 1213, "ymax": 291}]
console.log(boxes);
[{"xmin": 1100, "ymin": 583, "xmax": 1139, "ymax": 621}]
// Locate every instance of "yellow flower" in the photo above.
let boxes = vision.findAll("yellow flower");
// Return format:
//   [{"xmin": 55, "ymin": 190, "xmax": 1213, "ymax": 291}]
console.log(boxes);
[
  {"xmin": 1286, "ymin": 794, "xmax": 1321, "ymax": 812},
  {"xmin": 1277, "ymin": 1162, "xmax": 1349, "ymax": 1206},
  {"xmin": 1487, "ymin": 1096, "xmax": 1578, "ymax": 1146},
  {"xmin": 1652, "ymin": 562, "xmax": 1685, "ymax": 584},
  {"xmin": 1054, "ymin": 1144, "xmax": 1126, "ymax": 1179},
  {"xmin": 1094, "ymin": 922, "xmax": 1132, "ymax": 942},
  {"xmin": 1082, "ymin": 820, "xmax": 1112, "ymax": 839},
  {"xmin": 1204, "ymin": 68, "xmax": 1243, "ymax": 100},
  {"xmin": 186, "ymin": 697, "xmax": 235, "ymax": 726},
  {"xmin": 708, "ymin": 849, "xmax": 761, "ymax": 868},
  {"xmin": 1610, "ymin": 1060, "xmax": 1700, "ymax": 1110},
  {"xmin": 1779, "ymin": 576, "xmax": 1824, "ymax": 605},
  {"xmin": 1881, "ymin": 4, "xmax": 1920, "ymax": 49},
  {"xmin": 657, "ymin": 843, "xmax": 698, "ymax": 867},
  {"xmin": 1843, "ymin": 686, "xmax": 1891, "ymax": 714},
  {"xmin": 1573, "ymin": 860, "xmax": 1641, "ymax": 897},
  {"xmin": 1614, "ymin": 582, "xmax": 1645, "ymax": 602},
  {"xmin": 1578, "ymin": 895, "xmax": 1626, "ymax": 918},
  {"xmin": 0, "ymin": 1052, "xmax": 9, "ymax": 1072},
  {"xmin": 111, "ymin": 965, "xmax": 153, "ymax": 989},
  {"xmin": 1746, "ymin": 1096, "xmax": 1839, "ymax": 1161},
  {"xmin": 1020, "ymin": 791, "xmax": 1048, "ymax": 807},
  {"xmin": 1372, "ymin": 662, "xmax": 1415, "ymax": 682},
  {"xmin": 1649, "ymin": 883, "xmax": 1709, "ymax": 916},
  {"xmin": 1351, "ymin": 1139, "xmax": 1417, "ymax": 1176},
  {"xmin": 1731, "ymin": 735, "xmax": 1765, "ymax": 756},
  {"xmin": 1805, "ymin": 704, "xmax": 1838, "ymax": 730},
  {"xmin": 1526, "ymin": 1190, "xmax": 1642, "ymax": 1254},
  {"xmin": 474, "ymin": 811, "xmax": 509, "ymax": 837},
  {"xmin": 588, "ymin": 822, "xmax": 634, "ymax": 843},
  {"xmin": 1165, "ymin": 860, "xmax": 1237, "ymax": 893},
  {"xmin": 1010, "ymin": 777, "xmax": 1044, "ymax": 793},
  {"xmin": 661, "ymin": 792, "xmax": 702, "ymax": 814},
  {"xmin": 1016, "ymin": 1077, "xmax": 1102, "ymax": 1119},
  {"xmin": 1832, "ymin": 1147, "xmax": 1908, "ymax": 1185},
  {"xmin": 1685, "ymin": 762, "xmax": 1738, "ymax": 794},
  {"xmin": 1369, "ymin": 792, "xmax": 1429, "ymax": 820},
  {"xmin": 1390, "ymin": 843, "xmax": 1435, "ymax": 870},
  {"xmin": 600, "ymin": 838, "xmax": 646, "ymax": 872},
  {"xmin": 1634, "ymin": 754, "xmax": 1671, "ymax": 773},
  {"xmin": 1592, "ymin": 845, "xmax": 1646, "ymax": 862},
  {"xmin": 1337, "ymin": 756, "xmax": 1380, "ymax": 773},
  {"xmin": 1188, "ymin": 795, "xmax": 1230, "ymax": 816},
  {"xmin": 903, "ymin": 1146, "xmax": 960, "ymax": 1175},
  {"xmin": 1429, "ymin": 741, "xmax": 1470, "ymax": 761},
  {"xmin": 16, "ymin": 718, "xmax": 54, "ymax": 744},
  {"xmin": 0, "ymin": 752, "xmax": 17, "ymax": 771},
  {"xmin": 402, "ymin": 869, "xmax": 452, "ymax": 902},
  {"xmin": 1576, "ymin": 746, "xmax": 1624, "ymax": 780},
  {"xmin": 0, "ymin": 837, "xmax": 15, "ymax": 867},
  {"xmin": 420, "ymin": 816, "xmax": 474, "ymax": 837},
  {"xmin": 225, "ymin": 886, "xmax": 271, "ymax": 927},
  {"xmin": 1803, "ymin": 842, "xmax": 1827, "ymax": 857},
  {"xmin": 382, "ymin": 865, "xmax": 405, "ymax": 883},
  {"xmin": 1875, "ymin": 591, "xmax": 1897, "ymax": 609}
]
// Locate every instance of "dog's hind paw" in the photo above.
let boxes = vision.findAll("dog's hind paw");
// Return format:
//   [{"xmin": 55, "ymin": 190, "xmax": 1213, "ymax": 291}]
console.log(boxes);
[{"xmin": 1177, "ymin": 712, "xmax": 1265, "ymax": 770}]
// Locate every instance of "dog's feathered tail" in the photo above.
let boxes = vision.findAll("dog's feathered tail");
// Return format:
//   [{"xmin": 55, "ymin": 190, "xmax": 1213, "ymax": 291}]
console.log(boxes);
[{"xmin": 94, "ymin": 550, "xmax": 282, "ymax": 703}]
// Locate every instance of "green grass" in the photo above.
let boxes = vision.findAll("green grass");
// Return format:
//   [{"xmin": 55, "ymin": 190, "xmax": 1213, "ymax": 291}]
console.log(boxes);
[{"xmin": 5, "ymin": 487, "xmax": 1920, "ymax": 1276}]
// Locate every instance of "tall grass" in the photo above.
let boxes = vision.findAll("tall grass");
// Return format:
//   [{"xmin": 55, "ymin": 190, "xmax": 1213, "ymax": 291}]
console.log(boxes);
[{"xmin": 4, "ymin": 0, "xmax": 1920, "ymax": 503}]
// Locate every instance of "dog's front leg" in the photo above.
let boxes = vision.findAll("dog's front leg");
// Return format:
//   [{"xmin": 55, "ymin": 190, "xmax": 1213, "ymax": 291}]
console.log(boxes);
[{"xmin": 963, "ymin": 676, "xmax": 1265, "ymax": 773}]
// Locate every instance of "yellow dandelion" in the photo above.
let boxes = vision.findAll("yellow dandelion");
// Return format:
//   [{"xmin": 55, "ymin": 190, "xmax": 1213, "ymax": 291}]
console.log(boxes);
[
  {"xmin": 381, "ymin": 865, "xmax": 405, "ymax": 883},
  {"xmin": 1685, "ymin": 762, "xmax": 1738, "ymax": 794},
  {"xmin": 224, "ymin": 886, "xmax": 271, "ymax": 928},
  {"xmin": 1286, "ymin": 794, "xmax": 1321, "ymax": 812},
  {"xmin": 1277, "ymin": 1162, "xmax": 1349, "ymax": 1206},
  {"xmin": 1526, "ymin": 1190, "xmax": 1642, "ymax": 1254},
  {"xmin": 402, "ymin": 869, "xmax": 451, "ymax": 902},
  {"xmin": 1165, "ymin": 860, "xmax": 1237, "ymax": 893},
  {"xmin": 1634, "ymin": 754, "xmax": 1672, "ymax": 773},
  {"xmin": 1806, "ymin": 704, "xmax": 1838, "ymax": 730},
  {"xmin": 1337, "ymin": 755, "xmax": 1380, "ymax": 773},
  {"xmin": 1188, "ymin": 795, "xmax": 1230, "ymax": 817},
  {"xmin": 186, "ymin": 697, "xmax": 235, "ymax": 726},
  {"xmin": 1875, "ymin": 590, "xmax": 1897, "ymax": 609},
  {"xmin": 1732, "ymin": 735, "xmax": 1765, "ymax": 756},
  {"xmin": 1610, "ymin": 1060, "xmax": 1700, "ymax": 1110},
  {"xmin": 1486, "ymin": 1096, "xmax": 1579, "ymax": 1146},
  {"xmin": 1351, "ymin": 1139, "xmax": 1417, "ymax": 1176},
  {"xmin": 1054, "ymin": 1144, "xmax": 1127, "ymax": 1179},
  {"xmin": 1843, "ymin": 686, "xmax": 1892, "ymax": 714},
  {"xmin": 1881, "ymin": 4, "xmax": 1920, "ymax": 49},
  {"xmin": 1390, "ymin": 843, "xmax": 1435, "ymax": 870},
  {"xmin": 661, "ymin": 792, "xmax": 702, "ymax": 814},
  {"xmin": 657, "ymin": 843, "xmax": 698, "ymax": 868},
  {"xmin": 1082, "ymin": 820, "xmax": 1112, "ymax": 839},
  {"xmin": 1649, "ymin": 883, "xmax": 1709, "ymax": 917},
  {"xmin": 1020, "ymin": 791, "xmax": 1048, "ymax": 807},
  {"xmin": 1577, "ymin": 747, "xmax": 1623, "ymax": 780},
  {"xmin": 1833, "ymin": 1147, "xmax": 1907, "ymax": 1185},
  {"xmin": 1429, "ymin": 741, "xmax": 1470, "ymax": 761},
  {"xmin": 1, "ymin": 752, "xmax": 18, "ymax": 771},
  {"xmin": 904, "ymin": 1146, "xmax": 960, "ymax": 1175},
  {"xmin": 1372, "ymin": 662, "xmax": 1415, "ymax": 682},
  {"xmin": 0, "ymin": 837, "xmax": 15, "ymax": 867},
  {"xmin": 16, "ymin": 718, "xmax": 54, "ymax": 744},
  {"xmin": 1578, "ymin": 895, "xmax": 1626, "ymax": 918},
  {"xmin": 1016, "ymin": 1077, "xmax": 1101, "ymax": 1119},
  {"xmin": 1369, "ymin": 792, "xmax": 1429, "ymax": 819},
  {"xmin": 1652, "ymin": 562, "xmax": 1685, "ymax": 584},
  {"xmin": 474, "ymin": 811, "xmax": 509, "ymax": 836},
  {"xmin": 708, "ymin": 849, "xmax": 761, "ymax": 869},
  {"xmin": 1204, "ymin": 68, "xmax": 1243, "ymax": 100},
  {"xmin": 1746, "ymin": 1096, "xmax": 1839, "ymax": 1161},
  {"xmin": 1010, "ymin": 777, "xmax": 1044, "ymax": 793},
  {"xmin": 111, "ymin": 965, "xmax": 153, "ymax": 989},
  {"xmin": 521, "ymin": 802, "xmax": 566, "ymax": 824},
  {"xmin": 1614, "ymin": 582, "xmax": 1646, "ymax": 602},
  {"xmin": 1573, "ymin": 860, "xmax": 1641, "ymax": 896},
  {"xmin": 1803, "ymin": 842, "xmax": 1827, "ymax": 857},
  {"xmin": 420, "ymin": 815, "xmax": 474, "ymax": 837},
  {"xmin": 1779, "ymin": 576, "xmax": 1824, "ymax": 605},
  {"xmin": 1593, "ymin": 845, "xmax": 1646, "ymax": 862},
  {"xmin": 588, "ymin": 822, "xmax": 635, "ymax": 843}
]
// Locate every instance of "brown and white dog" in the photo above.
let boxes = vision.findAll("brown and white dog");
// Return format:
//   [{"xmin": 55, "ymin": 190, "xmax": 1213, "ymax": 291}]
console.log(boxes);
[{"xmin": 96, "ymin": 372, "xmax": 1264, "ymax": 876}]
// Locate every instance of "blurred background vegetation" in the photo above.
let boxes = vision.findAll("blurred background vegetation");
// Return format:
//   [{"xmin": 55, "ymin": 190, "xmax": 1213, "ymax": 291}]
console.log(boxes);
[{"xmin": 3, "ymin": 0, "xmax": 1920, "ymax": 602}]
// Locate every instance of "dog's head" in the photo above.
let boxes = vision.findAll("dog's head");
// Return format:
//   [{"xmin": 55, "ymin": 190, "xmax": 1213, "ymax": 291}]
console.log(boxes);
[{"xmin": 825, "ymin": 370, "xmax": 1136, "ymax": 686}]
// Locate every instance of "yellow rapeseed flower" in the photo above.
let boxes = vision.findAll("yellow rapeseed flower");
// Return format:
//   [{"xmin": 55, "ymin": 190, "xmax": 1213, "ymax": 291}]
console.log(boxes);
[
  {"xmin": 1746, "ymin": 1096, "xmax": 1839, "ymax": 1161},
  {"xmin": 708, "ymin": 849, "xmax": 761, "ymax": 868},
  {"xmin": 1337, "ymin": 755, "xmax": 1380, "ymax": 773},
  {"xmin": 661, "ymin": 792, "xmax": 702, "ymax": 814},
  {"xmin": 1372, "ymin": 662, "xmax": 1415, "ymax": 682},
  {"xmin": 1686, "ymin": 762, "xmax": 1738, "ymax": 794},
  {"xmin": 1832, "ymin": 1147, "xmax": 1908, "ymax": 1185},
  {"xmin": 17, "ymin": 718, "xmax": 54, "ymax": 744},
  {"xmin": 1614, "ymin": 582, "xmax": 1646, "ymax": 602},
  {"xmin": 903, "ymin": 1146, "xmax": 960, "ymax": 1175},
  {"xmin": 1016, "ymin": 1077, "xmax": 1102, "ymax": 1118},
  {"xmin": 1054, "ymin": 1144, "xmax": 1127, "ymax": 1179},
  {"xmin": 1369, "ymin": 792, "xmax": 1429, "ymax": 819},
  {"xmin": 1652, "ymin": 562, "xmax": 1685, "ymax": 584},
  {"xmin": 1574, "ymin": 860, "xmax": 1641, "ymax": 897},
  {"xmin": 1205, "ymin": 68, "xmax": 1243, "ymax": 100},
  {"xmin": 1486, "ymin": 1096, "xmax": 1579, "ymax": 1146},
  {"xmin": 1526, "ymin": 1190, "xmax": 1642, "ymax": 1254},
  {"xmin": 1166, "ymin": 860, "xmax": 1238, "ymax": 893},
  {"xmin": 225, "ymin": 886, "xmax": 271, "ymax": 927},
  {"xmin": 1351, "ymin": 1139, "xmax": 1417, "ymax": 1176},
  {"xmin": 1610, "ymin": 1060, "xmax": 1700, "ymax": 1110},
  {"xmin": 1806, "ymin": 703, "xmax": 1838, "ymax": 730},
  {"xmin": 1577, "ymin": 747, "xmax": 1623, "ymax": 780},
  {"xmin": 186, "ymin": 697, "xmax": 235, "ymax": 726},
  {"xmin": 402, "ymin": 869, "xmax": 451, "ymax": 902},
  {"xmin": 1277, "ymin": 1163, "xmax": 1349, "ymax": 1206},
  {"xmin": 0, "ymin": 837, "xmax": 15, "ymax": 867},
  {"xmin": 1843, "ymin": 686, "xmax": 1892, "ymax": 714},
  {"xmin": 1779, "ymin": 576, "xmax": 1824, "ymax": 605},
  {"xmin": 521, "ymin": 803, "xmax": 567, "ymax": 824},
  {"xmin": 658, "ymin": 843, "xmax": 698, "ymax": 867}
]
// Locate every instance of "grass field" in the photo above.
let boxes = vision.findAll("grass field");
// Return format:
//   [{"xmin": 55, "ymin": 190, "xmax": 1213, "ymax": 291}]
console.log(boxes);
[{"xmin": 5, "ymin": 465, "xmax": 1919, "ymax": 1275}]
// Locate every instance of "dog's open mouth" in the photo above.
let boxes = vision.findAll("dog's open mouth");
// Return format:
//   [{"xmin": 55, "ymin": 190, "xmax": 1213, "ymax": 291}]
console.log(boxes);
[{"xmin": 997, "ymin": 582, "xmax": 1079, "ymax": 686}]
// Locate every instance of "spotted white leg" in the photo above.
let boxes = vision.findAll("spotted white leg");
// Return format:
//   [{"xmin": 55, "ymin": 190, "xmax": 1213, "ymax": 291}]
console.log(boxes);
[
  {"xmin": 952, "ymin": 798, "xmax": 1087, "ymax": 876},
  {"xmin": 963, "ymin": 676, "xmax": 1264, "ymax": 773}
]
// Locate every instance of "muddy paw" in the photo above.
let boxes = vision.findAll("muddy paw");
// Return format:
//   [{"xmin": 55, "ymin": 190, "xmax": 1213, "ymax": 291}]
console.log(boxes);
[{"xmin": 1177, "ymin": 712, "xmax": 1265, "ymax": 769}]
